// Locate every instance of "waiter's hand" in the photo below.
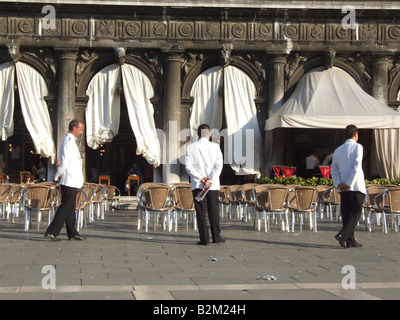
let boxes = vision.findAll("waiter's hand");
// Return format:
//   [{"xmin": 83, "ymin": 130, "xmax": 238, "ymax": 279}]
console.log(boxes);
[{"xmin": 338, "ymin": 183, "xmax": 350, "ymax": 192}]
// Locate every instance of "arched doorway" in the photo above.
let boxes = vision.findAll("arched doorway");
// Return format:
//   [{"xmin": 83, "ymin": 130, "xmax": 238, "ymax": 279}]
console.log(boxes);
[
  {"xmin": 0, "ymin": 61, "xmax": 56, "ymax": 182},
  {"xmin": 189, "ymin": 65, "xmax": 262, "ymax": 184},
  {"xmin": 84, "ymin": 63, "xmax": 160, "ymax": 193}
]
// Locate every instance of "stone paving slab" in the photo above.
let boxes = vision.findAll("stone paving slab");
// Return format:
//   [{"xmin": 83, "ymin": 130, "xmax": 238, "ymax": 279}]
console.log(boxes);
[{"xmin": 0, "ymin": 207, "xmax": 400, "ymax": 303}]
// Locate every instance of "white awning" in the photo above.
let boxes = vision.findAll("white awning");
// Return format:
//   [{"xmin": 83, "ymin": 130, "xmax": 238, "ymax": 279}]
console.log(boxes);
[{"xmin": 265, "ymin": 66, "xmax": 400, "ymax": 130}]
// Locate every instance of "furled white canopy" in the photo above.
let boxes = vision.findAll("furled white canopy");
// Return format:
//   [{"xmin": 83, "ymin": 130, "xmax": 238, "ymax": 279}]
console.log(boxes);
[
  {"xmin": 189, "ymin": 65, "xmax": 262, "ymax": 177},
  {"xmin": 85, "ymin": 63, "xmax": 161, "ymax": 167},
  {"xmin": 265, "ymin": 66, "xmax": 400, "ymax": 130},
  {"xmin": 0, "ymin": 62, "xmax": 56, "ymax": 163},
  {"xmin": 265, "ymin": 66, "xmax": 400, "ymax": 180}
]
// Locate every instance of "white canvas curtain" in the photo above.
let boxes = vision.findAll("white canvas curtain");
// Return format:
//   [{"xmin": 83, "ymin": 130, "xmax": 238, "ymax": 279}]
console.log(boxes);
[
  {"xmin": 190, "ymin": 65, "xmax": 262, "ymax": 177},
  {"xmin": 85, "ymin": 64, "xmax": 121, "ymax": 149},
  {"xmin": 189, "ymin": 66, "xmax": 223, "ymax": 140},
  {"xmin": 0, "ymin": 62, "xmax": 14, "ymax": 141},
  {"xmin": 85, "ymin": 63, "xmax": 161, "ymax": 167},
  {"xmin": 374, "ymin": 129, "xmax": 400, "ymax": 180},
  {"xmin": 121, "ymin": 64, "xmax": 161, "ymax": 167},
  {"xmin": 0, "ymin": 62, "xmax": 56, "ymax": 163}
]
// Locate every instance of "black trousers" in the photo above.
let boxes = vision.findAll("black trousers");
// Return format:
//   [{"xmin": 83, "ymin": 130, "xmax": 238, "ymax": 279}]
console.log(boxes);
[
  {"xmin": 339, "ymin": 191, "xmax": 365, "ymax": 243},
  {"xmin": 192, "ymin": 189, "xmax": 222, "ymax": 244},
  {"xmin": 46, "ymin": 185, "xmax": 79, "ymax": 239}
]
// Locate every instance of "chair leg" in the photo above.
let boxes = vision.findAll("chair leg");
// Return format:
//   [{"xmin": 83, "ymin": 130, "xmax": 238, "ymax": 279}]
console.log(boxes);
[{"xmin": 24, "ymin": 209, "xmax": 29, "ymax": 232}]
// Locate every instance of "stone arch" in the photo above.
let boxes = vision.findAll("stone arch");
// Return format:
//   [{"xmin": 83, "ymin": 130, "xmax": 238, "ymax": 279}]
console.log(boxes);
[
  {"xmin": 182, "ymin": 53, "xmax": 264, "ymax": 101},
  {"xmin": 286, "ymin": 55, "xmax": 371, "ymax": 100},
  {"xmin": 3, "ymin": 50, "xmax": 58, "ymax": 96},
  {"xmin": 76, "ymin": 52, "xmax": 162, "ymax": 100},
  {"xmin": 389, "ymin": 70, "xmax": 400, "ymax": 107}
]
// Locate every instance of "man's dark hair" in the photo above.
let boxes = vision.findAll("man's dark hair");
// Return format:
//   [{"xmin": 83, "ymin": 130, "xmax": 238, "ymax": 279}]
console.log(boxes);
[
  {"xmin": 345, "ymin": 124, "xmax": 358, "ymax": 139},
  {"xmin": 69, "ymin": 119, "xmax": 82, "ymax": 132},
  {"xmin": 197, "ymin": 124, "xmax": 210, "ymax": 138}
]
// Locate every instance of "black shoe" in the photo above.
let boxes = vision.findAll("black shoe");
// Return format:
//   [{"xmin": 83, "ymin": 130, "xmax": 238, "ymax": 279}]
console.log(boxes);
[
  {"xmin": 45, "ymin": 233, "xmax": 61, "ymax": 241},
  {"xmin": 347, "ymin": 241, "xmax": 363, "ymax": 248},
  {"xmin": 335, "ymin": 234, "xmax": 347, "ymax": 249},
  {"xmin": 214, "ymin": 238, "xmax": 226, "ymax": 244},
  {"xmin": 69, "ymin": 235, "xmax": 87, "ymax": 241},
  {"xmin": 197, "ymin": 241, "xmax": 207, "ymax": 245}
]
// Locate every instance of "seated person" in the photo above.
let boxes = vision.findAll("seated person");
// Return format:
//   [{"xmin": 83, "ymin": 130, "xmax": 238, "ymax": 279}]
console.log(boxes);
[
  {"xmin": 125, "ymin": 163, "xmax": 142, "ymax": 194},
  {"xmin": 305, "ymin": 150, "xmax": 320, "ymax": 178},
  {"xmin": 32, "ymin": 160, "xmax": 47, "ymax": 182}
]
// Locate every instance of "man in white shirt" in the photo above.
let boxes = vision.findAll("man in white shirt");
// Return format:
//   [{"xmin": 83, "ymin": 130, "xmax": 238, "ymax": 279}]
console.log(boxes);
[
  {"xmin": 331, "ymin": 124, "xmax": 366, "ymax": 248},
  {"xmin": 45, "ymin": 119, "xmax": 86, "ymax": 241},
  {"xmin": 185, "ymin": 124, "xmax": 224, "ymax": 245},
  {"xmin": 305, "ymin": 150, "xmax": 320, "ymax": 178}
]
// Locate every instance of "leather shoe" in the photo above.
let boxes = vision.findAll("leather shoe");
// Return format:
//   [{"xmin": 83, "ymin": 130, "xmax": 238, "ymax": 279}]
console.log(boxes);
[
  {"xmin": 347, "ymin": 241, "xmax": 363, "ymax": 248},
  {"xmin": 335, "ymin": 234, "xmax": 347, "ymax": 249},
  {"xmin": 197, "ymin": 241, "xmax": 207, "ymax": 245},
  {"xmin": 214, "ymin": 238, "xmax": 226, "ymax": 244},
  {"xmin": 69, "ymin": 235, "xmax": 87, "ymax": 241},
  {"xmin": 45, "ymin": 233, "xmax": 60, "ymax": 241}
]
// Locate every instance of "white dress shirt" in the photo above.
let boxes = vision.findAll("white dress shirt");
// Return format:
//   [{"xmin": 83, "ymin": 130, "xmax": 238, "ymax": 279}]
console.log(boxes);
[
  {"xmin": 185, "ymin": 138, "xmax": 223, "ymax": 191},
  {"xmin": 54, "ymin": 133, "xmax": 84, "ymax": 188},
  {"xmin": 331, "ymin": 139, "xmax": 366, "ymax": 194},
  {"xmin": 306, "ymin": 154, "xmax": 320, "ymax": 170}
]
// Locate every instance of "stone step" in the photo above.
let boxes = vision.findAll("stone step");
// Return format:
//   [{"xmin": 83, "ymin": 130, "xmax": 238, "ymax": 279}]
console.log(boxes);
[{"xmin": 116, "ymin": 196, "xmax": 137, "ymax": 210}]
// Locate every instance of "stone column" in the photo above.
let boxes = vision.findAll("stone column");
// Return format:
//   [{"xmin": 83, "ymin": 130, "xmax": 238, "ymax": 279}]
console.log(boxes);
[
  {"xmin": 161, "ymin": 47, "xmax": 185, "ymax": 184},
  {"xmin": 55, "ymin": 49, "xmax": 78, "ymax": 154},
  {"xmin": 267, "ymin": 54, "xmax": 287, "ymax": 118},
  {"xmin": 371, "ymin": 55, "xmax": 390, "ymax": 105}
]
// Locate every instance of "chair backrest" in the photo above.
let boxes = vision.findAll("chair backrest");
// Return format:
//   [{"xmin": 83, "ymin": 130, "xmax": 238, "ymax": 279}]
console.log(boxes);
[
  {"xmin": 173, "ymin": 185, "xmax": 194, "ymax": 210},
  {"xmin": 316, "ymin": 185, "xmax": 331, "ymax": 202},
  {"xmin": 83, "ymin": 182, "xmax": 95, "ymax": 203},
  {"xmin": 241, "ymin": 183, "xmax": 258, "ymax": 202},
  {"xmin": 323, "ymin": 186, "xmax": 340, "ymax": 204},
  {"xmin": 8, "ymin": 183, "xmax": 24, "ymax": 203},
  {"xmin": 387, "ymin": 188, "xmax": 400, "ymax": 212},
  {"xmin": 256, "ymin": 186, "xmax": 287, "ymax": 210},
  {"xmin": 294, "ymin": 186, "xmax": 317, "ymax": 210},
  {"xmin": 0, "ymin": 183, "xmax": 13, "ymax": 202},
  {"xmin": 145, "ymin": 184, "xmax": 170, "ymax": 210},
  {"xmin": 366, "ymin": 185, "xmax": 387, "ymax": 207},
  {"xmin": 25, "ymin": 185, "xmax": 53, "ymax": 209},
  {"xmin": 75, "ymin": 187, "xmax": 87, "ymax": 209},
  {"xmin": 227, "ymin": 185, "xmax": 241, "ymax": 202},
  {"xmin": 219, "ymin": 185, "xmax": 229, "ymax": 203},
  {"xmin": 267, "ymin": 187, "xmax": 288, "ymax": 210},
  {"xmin": 98, "ymin": 175, "xmax": 110, "ymax": 185}
]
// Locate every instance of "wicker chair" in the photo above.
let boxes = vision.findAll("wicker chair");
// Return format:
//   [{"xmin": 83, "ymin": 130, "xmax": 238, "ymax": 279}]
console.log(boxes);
[
  {"xmin": 137, "ymin": 183, "xmax": 172, "ymax": 232},
  {"xmin": 240, "ymin": 183, "xmax": 258, "ymax": 223},
  {"xmin": 374, "ymin": 187, "xmax": 400, "ymax": 234},
  {"xmin": 24, "ymin": 184, "xmax": 56, "ymax": 232},
  {"xmin": 0, "ymin": 183, "xmax": 13, "ymax": 220},
  {"xmin": 75, "ymin": 187, "xmax": 88, "ymax": 232},
  {"xmin": 322, "ymin": 186, "xmax": 341, "ymax": 221},
  {"xmin": 8, "ymin": 183, "xmax": 25, "ymax": 219},
  {"xmin": 171, "ymin": 183, "xmax": 196, "ymax": 232},
  {"xmin": 316, "ymin": 185, "xmax": 332, "ymax": 219},
  {"xmin": 226, "ymin": 185, "xmax": 241, "ymax": 220},
  {"xmin": 364, "ymin": 184, "xmax": 387, "ymax": 232},
  {"xmin": 219, "ymin": 185, "xmax": 230, "ymax": 219},
  {"xmin": 289, "ymin": 186, "xmax": 318, "ymax": 233},
  {"xmin": 255, "ymin": 186, "xmax": 289, "ymax": 233},
  {"xmin": 106, "ymin": 185, "xmax": 121, "ymax": 211}
]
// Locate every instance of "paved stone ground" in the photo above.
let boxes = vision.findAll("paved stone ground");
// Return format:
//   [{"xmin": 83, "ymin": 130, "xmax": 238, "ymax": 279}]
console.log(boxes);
[{"xmin": 1, "ymin": 203, "xmax": 400, "ymax": 303}]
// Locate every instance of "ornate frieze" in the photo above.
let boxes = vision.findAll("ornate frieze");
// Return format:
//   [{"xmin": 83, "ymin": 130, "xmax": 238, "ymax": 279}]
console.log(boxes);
[{"xmin": 0, "ymin": 15, "xmax": 400, "ymax": 49}]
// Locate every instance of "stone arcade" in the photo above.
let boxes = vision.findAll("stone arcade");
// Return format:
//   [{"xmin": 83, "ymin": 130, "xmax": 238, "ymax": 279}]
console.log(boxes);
[{"xmin": 1, "ymin": 1, "xmax": 400, "ymax": 189}]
